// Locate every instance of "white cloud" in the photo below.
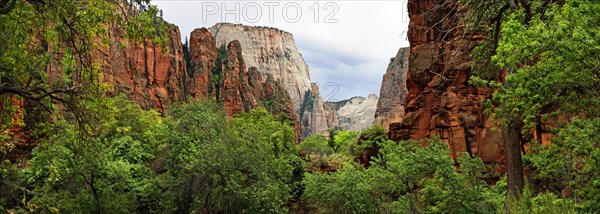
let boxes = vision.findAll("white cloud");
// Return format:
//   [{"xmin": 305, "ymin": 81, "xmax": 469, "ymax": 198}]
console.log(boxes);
[{"xmin": 152, "ymin": 0, "xmax": 409, "ymax": 100}]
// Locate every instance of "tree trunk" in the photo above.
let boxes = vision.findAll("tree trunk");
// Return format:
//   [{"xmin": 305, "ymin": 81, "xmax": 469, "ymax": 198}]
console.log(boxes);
[{"xmin": 504, "ymin": 116, "xmax": 524, "ymax": 199}]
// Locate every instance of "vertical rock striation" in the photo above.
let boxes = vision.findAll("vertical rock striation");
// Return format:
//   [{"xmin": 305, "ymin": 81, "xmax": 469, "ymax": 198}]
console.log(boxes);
[
  {"xmin": 101, "ymin": 24, "xmax": 187, "ymax": 112},
  {"xmin": 299, "ymin": 83, "xmax": 329, "ymax": 138},
  {"xmin": 208, "ymin": 23, "xmax": 328, "ymax": 137},
  {"xmin": 188, "ymin": 27, "xmax": 302, "ymax": 139},
  {"xmin": 388, "ymin": 0, "xmax": 503, "ymax": 163},
  {"xmin": 373, "ymin": 47, "xmax": 410, "ymax": 130},
  {"xmin": 188, "ymin": 28, "xmax": 217, "ymax": 98}
]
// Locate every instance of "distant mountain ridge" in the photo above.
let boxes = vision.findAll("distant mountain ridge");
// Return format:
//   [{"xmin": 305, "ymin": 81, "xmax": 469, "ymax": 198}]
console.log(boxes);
[{"xmin": 325, "ymin": 94, "xmax": 378, "ymax": 132}]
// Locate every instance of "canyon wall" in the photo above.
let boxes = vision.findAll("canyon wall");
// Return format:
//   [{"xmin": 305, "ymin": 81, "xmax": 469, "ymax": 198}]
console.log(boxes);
[
  {"xmin": 101, "ymin": 24, "xmax": 187, "ymax": 112},
  {"xmin": 46, "ymin": 22, "xmax": 305, "ymax": 138},
  {"xmin": 46, "ymin": 23, "xmax": 188, "ymax": 113},
  {"xmin": 373, "ymin": 47, "xmax": 410, "ymax": 130},
  {"xmin": 388, "ymin": 0, "xmax": 503, "ymax": 163},
  {"xmin": 208, "ymin": 23, "xmax": 329, "ymax": 137},
  {"xmin": 326, "ymin": 95, "xmax": 378, "ymax": 132},
  {"xmin": 187, "ymin": 28, "xmax": 216, "ymax": 99},
  {"xmin": 45, "ymin": 21, "xmax": 362, "ymax": 141},
  {"xmin": 188, "ymin": 27, "xmax": 301, "ymax": 139}
]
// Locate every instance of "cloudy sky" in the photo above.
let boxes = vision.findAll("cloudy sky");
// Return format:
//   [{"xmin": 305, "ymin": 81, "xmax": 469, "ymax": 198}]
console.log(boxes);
[{"xmin": 152, "ymin": 0, "xmax": 409, "ymax": 101}]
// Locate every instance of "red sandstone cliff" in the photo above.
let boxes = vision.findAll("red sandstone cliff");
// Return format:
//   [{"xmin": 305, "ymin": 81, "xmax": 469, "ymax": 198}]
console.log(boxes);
[
  {"xmin": 388, "ymin": 0, "xmax": 504, "ymax": 163},
  {"xmin": 46, "ymin": 23, "xmax": 188, "ymax": 112},
  {"xmin": 209, "ymin": 23, "xmax": 329, "ymax": 138},
  {"xmin": 188, "ymin": 28, "xmax": 301, "ymax": 139},
  {"xmin": 101, "ymin": 24, "xmax": 187, "ymax": 112},
  {"xmin": 188, "ymin": 28, "xmax": 216, "ymax": 99}
]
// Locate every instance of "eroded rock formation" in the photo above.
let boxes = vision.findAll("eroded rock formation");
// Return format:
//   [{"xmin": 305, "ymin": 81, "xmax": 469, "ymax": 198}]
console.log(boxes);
[
  {"xmin": 299, "ymin": 83, "xmax": 329, "ymax": 138},
  {"xmin": 208, "ymin": 23, "xmax": 328, "ymax": 137},
  {"xmin": 388, "ymin": 0, "xmax": 503, "ymax": 163},
  {"xmin": 47, "ymin": 23, "xmax": 188, "ymax": 113},
  {"xmin": 373, "ymin": 47, "xmax": 410, "ymax": 130},
  {"xmin": 326, "ymin": 95, "xmax": 379, "ymax": 132},
  {"xmin": 188, "ymin": 28, "xmax": 217, "ymax": 98},
  {"xmin": 42, "ymin": 21, "xmax": 341, "ymax": 141},
  {"xmin": 101, "ymin": 24, "xmax": 187, "ymax": 112},
  {"xmin": 188, "ymin": 27, "xmax": 302, "ymax": 139}
]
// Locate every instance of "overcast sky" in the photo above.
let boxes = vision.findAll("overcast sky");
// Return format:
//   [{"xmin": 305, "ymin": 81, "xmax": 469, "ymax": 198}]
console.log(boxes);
[{"xmin": 152, "ymin": 0, "xmax": 409, "ymax": 101}]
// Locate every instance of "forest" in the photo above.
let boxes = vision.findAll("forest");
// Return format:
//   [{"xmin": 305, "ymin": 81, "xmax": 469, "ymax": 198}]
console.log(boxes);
[{"xmin": 1, "ymin": 0, "xmax": 600, "ymax": 213}]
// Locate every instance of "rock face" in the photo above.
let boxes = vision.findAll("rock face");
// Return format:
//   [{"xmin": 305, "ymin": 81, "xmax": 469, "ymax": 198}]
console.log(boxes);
[
  {"xmin": 208, "ymin": 23, "xmax": 328, "ymax": 137},
  {"xmin": 43, "ymin": 21, "xmax": 339, "ymax": 140},
  {"xmin": 47, "ymin": 23, "xmax": 188, "ymax": 113},
  {"xmin": 101, "ymin": 24, "xmax": 188, "ymax": 112},
  {"xmin": 326, "ymin": 95, "xmax": 379, "ymax": 131},
  {"xmin": 47, "ymin": 21, "xmax": 305, "ymax": 140},
  {"xmin": 187, "ymin": 28, "xmax": 217, "ymax": 98},
  {"xmin": 299, "ymin": 83, "xmax": 329, "ymax": 138},
  {"xmin": 389, "ymin": 0, "xmax": 503, "ymax": 163},
  {"xmin": 373, "ymin": 47, "xmax": 410, "ymax": 130},
  {"xmin": 188, "ymin": 27, "xmax": 301, "ymax": 139}
]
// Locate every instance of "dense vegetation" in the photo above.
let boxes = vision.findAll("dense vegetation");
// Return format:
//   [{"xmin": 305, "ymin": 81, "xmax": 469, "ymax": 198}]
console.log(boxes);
[
  {"xmin": 463, "ymin": 0, "xmax": 600, "ymax": 209},
  {"xmin": 1, "ymin": 0, "xmax": 599, "ymax": 213}
]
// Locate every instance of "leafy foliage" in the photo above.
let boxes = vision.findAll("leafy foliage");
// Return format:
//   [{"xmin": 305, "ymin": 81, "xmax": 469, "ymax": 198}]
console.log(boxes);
[
  {"xmin": 527, "ymin": 118, "xmax": 600, "ymax": 212},
  {"xmin": 349, "ymin": 126, "xmax": 387, "ymax": 157},
  {"xmin": 299, "ymin": 134, "xmax": 334, "ymax": 156},
  {"xmin": 491, "ymin": 0, "xmax": 600, "ymax": 129},
  {"xmin": 303, "ymin": 138, "xmax": 503, "ymax": 213},
  {"xmin": 465, "ymin": 0, "xmax": 600, "ymax": 209},
  {"xmin": 330, "ymin": 130, "xmax": 358, "ymax": 154},
  {"xmin": 3, "ymin": 0, "xmax": 600, "ymax": 213},
  {"xmin": 24, "ymin": 95, "xmax": 173, "ymax": 213},
  {"xmin": 0, "ymin": 0, "xmax": 168, "ymax": 159},
  {"xmin": 166, "ymin": 101, "xmax": 296, "ymax": 213}
]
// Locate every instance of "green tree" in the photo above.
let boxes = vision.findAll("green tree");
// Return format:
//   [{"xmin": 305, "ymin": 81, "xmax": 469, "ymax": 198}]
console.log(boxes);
[
  {"xmin": 464, "ymin": 0, "xmax": 600, "ymax": 200},
  {"xmin": 183, "ymin": 37, "xmax": 193, "ymax": 78},
  {"xmin": 167, "ymin": 101, "xmax": 296, "ymax": 213},
  {"xmin": 492, "ymin": 0, "xmax": 600, "ymax": 200},
  {"xmin": 303, "ymin": 138, "xmax": 503, "ymax": 213},
  {"xmin": 527, "ymin": 118, "xmax": 600, "ymax": 212},
  {"xmin": 210, "ymin": 44, "xmax": 228, "ymax": 100},
  {"xmin": 0, "ymin": 0, "xmax": 166, "ymax": 155},
  {"xmin": 299, "ymin": 134, "xmax": 333, "ymax": 156},
  {"xmin": 24, "ymin": 95, "xmax": 173, "ymax": 213},
  {"xmin": 330, "ymin": 130, "xmax": 358, "ymax": 154}
]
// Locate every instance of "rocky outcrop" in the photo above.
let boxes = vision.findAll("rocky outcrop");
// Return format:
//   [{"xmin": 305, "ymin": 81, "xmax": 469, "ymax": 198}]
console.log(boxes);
[
  {"xmin": 324, "ymin": 103, "xmax": 339, "ymax": 132},
  {"xmin": 219, "ymin": 40, "xmax": 256, "ymax": 116},
  {"xmin": 188, "ymin": 28, "xmax": 217, "ymax": 98},
  {"xmin": 209, "ymin": 23, "xmax": 328, "ymax": 137},
  {"xmin": 374, "ymin": 47, "xmax": 410, "ymax": 130},
  {"xmin": 326, "ymin": 95, "xmax": 379, "ymax": 131},
  {"xmin": 389, "ymin": 0, "xmax": 503, "ymax": 163}
]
